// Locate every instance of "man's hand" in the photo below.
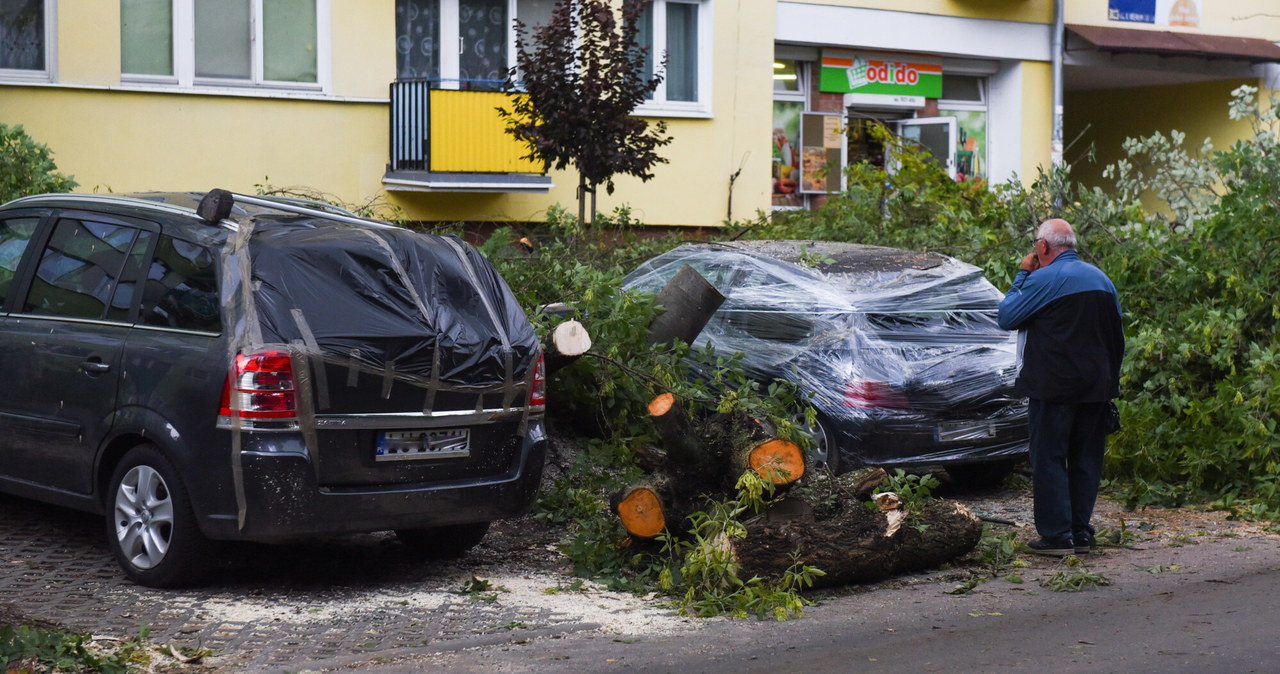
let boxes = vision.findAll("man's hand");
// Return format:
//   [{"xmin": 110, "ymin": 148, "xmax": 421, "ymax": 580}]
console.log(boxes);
[{"xmin": 1019, "ymin": 252, "xmax": 1040, "ymax": 272}]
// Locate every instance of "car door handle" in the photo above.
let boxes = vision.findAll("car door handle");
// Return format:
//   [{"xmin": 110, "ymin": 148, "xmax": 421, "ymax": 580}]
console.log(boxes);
[{"xmin": 80, "ymin": 360, "xmax": 111, "ymax": 374}]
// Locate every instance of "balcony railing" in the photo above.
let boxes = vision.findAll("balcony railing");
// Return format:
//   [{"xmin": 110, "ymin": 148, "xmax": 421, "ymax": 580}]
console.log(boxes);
[{"xmin": 389, "ymin": 79, "xmax": 541, "ymax": 175}]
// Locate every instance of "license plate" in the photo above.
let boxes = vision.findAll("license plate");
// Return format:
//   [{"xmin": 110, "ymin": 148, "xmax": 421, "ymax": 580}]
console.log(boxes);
[
  {"xmin": 376, "ymin": 429, "xmax": 470, "ymax": 462},
  {"xmin": 934, "ymin": 421, "xmax": 995, "ymax": 443}
]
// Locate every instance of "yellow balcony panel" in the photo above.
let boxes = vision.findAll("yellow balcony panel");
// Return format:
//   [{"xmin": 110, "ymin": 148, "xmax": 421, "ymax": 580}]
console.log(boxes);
[{"xmin": 429, "ymin": 90, "xmax": 542, "ymax": 174}]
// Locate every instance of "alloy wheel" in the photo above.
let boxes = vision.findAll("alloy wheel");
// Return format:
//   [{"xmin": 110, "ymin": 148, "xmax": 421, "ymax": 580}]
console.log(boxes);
[{"xmin": 113, "ymin": 465, "xmax": 175, "ymax": 570}]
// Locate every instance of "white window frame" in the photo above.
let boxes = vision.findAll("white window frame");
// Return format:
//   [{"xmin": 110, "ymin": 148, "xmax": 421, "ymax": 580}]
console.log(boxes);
[
  {"xmin": 634, "ymin": 0, "xmax": 712, "ymax": 118},
  {"xmin": 0, "ymin": 0, "xmax": 56, "ymax": 82},
  {"xmin": 121, "ymin": 0, "xmax": 330, "ymax": 93}
]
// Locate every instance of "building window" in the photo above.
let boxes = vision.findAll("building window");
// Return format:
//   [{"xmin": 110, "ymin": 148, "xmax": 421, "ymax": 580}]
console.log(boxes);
[
  {"xmin": 634, "ymin": 0, "xmax": 711, "ymax": 115},
  {"xmin": 121, "ymin": 0, "xmax": 321, "ymax": 87},
  {"xmin": 121, "ymin": 0, "xmax": 173, "ymax": 77},
  {"xmin": 0, "ymin": 0, "xmax": 48, "ymax": 75}
]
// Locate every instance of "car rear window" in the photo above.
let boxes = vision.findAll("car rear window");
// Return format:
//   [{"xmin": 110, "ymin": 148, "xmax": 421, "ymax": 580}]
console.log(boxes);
[{"xmin": 863, "ymin": 309, "xmax": 1005, "ymax": 343}]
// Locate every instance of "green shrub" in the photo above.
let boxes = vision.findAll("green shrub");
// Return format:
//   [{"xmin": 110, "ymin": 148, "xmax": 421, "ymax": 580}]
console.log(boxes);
[
  {"xmin": 0, "ymin": 123, "xmax": 78, "ymax": 203},
  {"xmin": 754, "ymin": 88, "xmax": 1280, "ymax": 518},
  {"xmin": 1091, "ymin": 86, "xmax": 1280, "ymax": 516}
]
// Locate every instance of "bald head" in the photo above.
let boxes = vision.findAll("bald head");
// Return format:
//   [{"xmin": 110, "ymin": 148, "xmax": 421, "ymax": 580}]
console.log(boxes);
[{"xmin": 1037, "ymin": 219, "xmax": 1076, "ymax": 251}]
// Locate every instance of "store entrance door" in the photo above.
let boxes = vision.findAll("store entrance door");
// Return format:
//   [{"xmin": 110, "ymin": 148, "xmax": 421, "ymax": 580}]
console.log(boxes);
[{"xmin": 895, "ymin": 117, "xmax": 958, "ymax": 178}]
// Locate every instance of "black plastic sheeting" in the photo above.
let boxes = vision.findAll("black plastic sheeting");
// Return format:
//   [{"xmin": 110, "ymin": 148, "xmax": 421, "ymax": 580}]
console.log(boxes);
[
  {"xmin": 245, "ymin": 218, "xmax": 537, "ymax": 387},
  {"xmin": 624, "ymin": 241, "xmax": 1028, "ymax": 469}
]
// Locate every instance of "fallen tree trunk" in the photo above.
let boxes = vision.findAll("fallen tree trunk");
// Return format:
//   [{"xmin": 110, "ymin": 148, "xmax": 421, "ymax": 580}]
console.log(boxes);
[
  {"xmin": 733, "ymin": 499, "xmax": 983, "ymax": 588},
  {"xmin": 646, "ymin": 264, "xmax": 725, "ymax": 346}
]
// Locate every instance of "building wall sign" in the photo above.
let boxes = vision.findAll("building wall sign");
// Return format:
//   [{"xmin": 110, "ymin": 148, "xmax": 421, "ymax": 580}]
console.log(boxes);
[
  {"xmin": 1108, "ymin": 0, "xmax": 1201, "ymax": 28},
  {"xmin": 819, "ymin": 50, "xmax": 942, "ymax": 98}
]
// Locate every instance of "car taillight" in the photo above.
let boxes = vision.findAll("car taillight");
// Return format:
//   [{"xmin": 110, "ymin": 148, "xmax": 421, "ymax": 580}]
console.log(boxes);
[
  {"xmin": 219, "ymin": 350, "xmax": 297, "ymax": 420},
  {"xmin": 529, "ymin": 351, "xmax": 546, "ymax": 410},
  {"xmin": 843, "ymin": 380, "xmax": 908, "ymax": 409}
]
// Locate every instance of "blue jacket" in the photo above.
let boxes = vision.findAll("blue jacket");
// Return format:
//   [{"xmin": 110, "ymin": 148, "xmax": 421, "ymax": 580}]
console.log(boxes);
[{"xmin": 997, "ymin": 250, "xmax": 1124, "ymax": 403}]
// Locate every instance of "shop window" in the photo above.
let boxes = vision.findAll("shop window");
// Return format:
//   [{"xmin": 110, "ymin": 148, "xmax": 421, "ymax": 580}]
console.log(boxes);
[
  {"xmin": 941, "ymin": 75, "xmax": 984, "ymax": 103},
  {"xmin": 121, "ymin": 0, "xmax": 321, "ymax": 87},
  {"xmin": 0, "ymin": 0, "xmax": 48, "ymax": 76},
  {"xmin": 772, "ymin": 59, "xmax": 807, "ymax": 208},
  {"xmin": 939, "ymin": 75, "xmax": 988, "ymax": 182},
  {"xmin": 773, "ymin": 59, "xmax": 800, "ymax": 93},
  {"xmin": 772, "ymin": 101, "xmax": 803, "ymax": 206}
]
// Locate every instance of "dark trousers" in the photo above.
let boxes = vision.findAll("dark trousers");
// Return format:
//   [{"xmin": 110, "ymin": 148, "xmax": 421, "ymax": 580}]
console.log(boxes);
[{"xmin": 1027, "ymin": 399, "xmax": 1109, "ymax": 545}]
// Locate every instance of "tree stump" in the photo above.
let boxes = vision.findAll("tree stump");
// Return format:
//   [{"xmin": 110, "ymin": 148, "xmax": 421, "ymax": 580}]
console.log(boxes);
[{"xmin": 544, "ymin": 319, "xmax": 592, "ymax": 375}]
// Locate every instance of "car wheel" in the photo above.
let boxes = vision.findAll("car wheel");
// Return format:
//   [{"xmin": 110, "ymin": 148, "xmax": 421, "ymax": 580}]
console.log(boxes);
[
  {"xmin": 799, "ymin": 412, "xmax": 840, "ymax": 474},
  {"xmin": 106, "ymin": 444, "xmax": 210, "ymax": 588},
  {"xmin": 946, "ymin": 459, "xmax": 1018, "ymax": 490},
  {"xmin": 395, "ymin": 522, "xmax": 490, "ymax": 558}
]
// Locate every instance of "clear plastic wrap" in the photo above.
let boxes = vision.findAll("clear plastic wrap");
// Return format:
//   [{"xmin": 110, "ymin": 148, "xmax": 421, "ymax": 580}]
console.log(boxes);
[{"xmin": 624, "ymin": 241, "xmax": 1028, "ymax": 469}]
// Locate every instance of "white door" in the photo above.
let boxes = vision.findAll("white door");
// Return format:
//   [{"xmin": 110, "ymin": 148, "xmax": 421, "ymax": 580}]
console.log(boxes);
[{"xmin": 895, "ymin": 117, "xmax": 958, "ymax": 178}]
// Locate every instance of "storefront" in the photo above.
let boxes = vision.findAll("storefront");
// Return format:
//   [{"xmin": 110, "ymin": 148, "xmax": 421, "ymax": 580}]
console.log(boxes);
[
  {"xmin": 771, "ymin": 50, "xmax": 998, "ymax": 209},
  {"xmin": 772, "ymin": 2, "xmax": 1052, "ymax": 211}
]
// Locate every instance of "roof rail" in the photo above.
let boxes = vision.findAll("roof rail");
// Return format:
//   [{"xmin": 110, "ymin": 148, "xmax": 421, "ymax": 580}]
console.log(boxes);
[{"xmin": 197, "ymin": 188, "xmax": 399, "ymax": 230}]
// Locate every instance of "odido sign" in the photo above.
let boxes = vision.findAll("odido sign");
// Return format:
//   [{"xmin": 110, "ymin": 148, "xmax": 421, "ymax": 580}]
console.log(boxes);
[{"xmin": 819, "ymin": 50, "xmax": 943, "ymax": 98}]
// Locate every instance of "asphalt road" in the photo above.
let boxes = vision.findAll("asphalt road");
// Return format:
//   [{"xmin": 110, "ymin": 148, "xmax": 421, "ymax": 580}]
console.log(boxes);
[{"xmin": 360, "ymin": 534, "xmax": 1280, "ymax": 673}]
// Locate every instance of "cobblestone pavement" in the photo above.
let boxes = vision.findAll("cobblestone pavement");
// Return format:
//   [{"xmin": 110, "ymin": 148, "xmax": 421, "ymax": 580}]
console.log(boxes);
[{"xmin": 0, "ymin": 494, "xmax": 594, "ymax": 672}]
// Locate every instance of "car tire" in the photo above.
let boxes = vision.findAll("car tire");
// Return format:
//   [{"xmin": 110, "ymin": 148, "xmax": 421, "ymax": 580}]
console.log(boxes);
[
  {"xmin": 395, "ymin": 522, "xmax": 490, "ymax": 558},
  {"xmin": 946, "ymin": 459, "xmax": 1018, "ymax": 490},
  {"xmin": 105, "ymin": 444, "xmax": 211, "ymax": 588},
  {"xmin": 800, "ymin": 412, "xmax": 840, "ymax": 474}
]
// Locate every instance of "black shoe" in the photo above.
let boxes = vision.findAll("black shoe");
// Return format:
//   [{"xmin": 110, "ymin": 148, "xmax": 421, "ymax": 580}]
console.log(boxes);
[
  {"xmin": 1028, "ymin": 538, "xmax": 1074, "ymax": 557},
  {"xmin": 1074, "ymin": 533, "xmax": 1097, "ymax": 555}
]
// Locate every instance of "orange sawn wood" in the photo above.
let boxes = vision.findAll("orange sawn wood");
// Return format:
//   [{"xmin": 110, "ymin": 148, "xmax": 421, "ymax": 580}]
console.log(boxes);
[
  {"xmin": 616, "ymin": 487, "xmax": 666, "ymax": 538},
  {"xmin": 748, "ymin": 438, "xmax": 805, "ymax": 485},
  {"xmin": 647, "ymin": 392, "xmax": 676, "ymax": 417}
]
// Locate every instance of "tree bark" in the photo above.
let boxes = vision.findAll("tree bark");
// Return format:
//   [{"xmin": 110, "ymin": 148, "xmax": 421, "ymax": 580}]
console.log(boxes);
[
  {"xmin": 647, "ymin": 393, "xmax": 706, "ymax": 469},
  {"xmin": 733, "ymin": 500, "xmax": 983, "ymax": 588},
  {"xmin": 646, "ymin": 264, "xmax": 725, "ymax": 347}
]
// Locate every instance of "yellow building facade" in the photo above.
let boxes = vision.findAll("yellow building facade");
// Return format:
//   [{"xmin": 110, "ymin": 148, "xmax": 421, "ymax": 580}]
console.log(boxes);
[{"xmin": 1, "ymin": 1, "xmax": 1277, "ymax": 226}]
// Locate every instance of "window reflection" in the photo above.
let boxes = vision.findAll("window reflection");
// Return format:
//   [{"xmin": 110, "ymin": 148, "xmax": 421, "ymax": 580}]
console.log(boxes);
[
  {"xmin": 25, "ymin": 219, "xmax": 138, "ymax": 320},
  {"xmin": 140, "ymin": 235, "xmax": 220, "ymax": 332},
  {"xmin": 0, "ymin": 216, "xmax": 39, "ymax": 305}
]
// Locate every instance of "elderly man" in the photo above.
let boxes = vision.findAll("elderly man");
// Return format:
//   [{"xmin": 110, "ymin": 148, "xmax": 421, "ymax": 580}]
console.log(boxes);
[{"xmin": 998, "ymin": 219, "xmax": 1124, "ymax": 556}]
